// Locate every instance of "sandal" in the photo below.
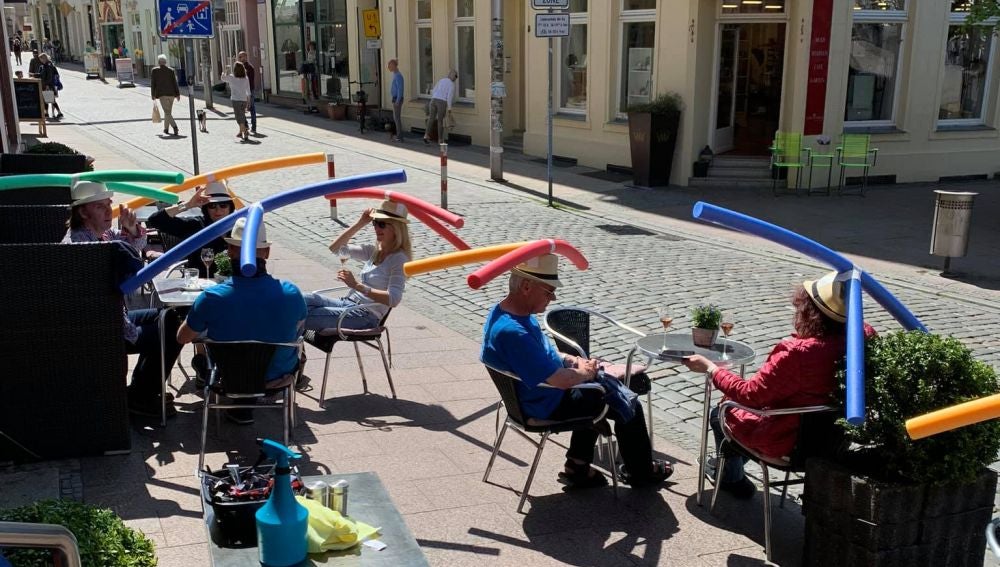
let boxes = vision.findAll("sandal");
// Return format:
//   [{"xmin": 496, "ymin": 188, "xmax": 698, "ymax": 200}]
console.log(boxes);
[
  {"xmin": 618, "ymin": 459, "xmax": 674, "ymax": 487},
  {"xmin": 557, "ymin": 459, "xmax": 608, "ymax": 490}
]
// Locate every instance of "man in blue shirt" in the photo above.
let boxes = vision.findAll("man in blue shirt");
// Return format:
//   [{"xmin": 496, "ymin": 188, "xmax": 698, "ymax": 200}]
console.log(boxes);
[
  {"xmin": 481, "ymin": 255, "xmax": 673, "ymax": 489},
  {"xmin": 177, "ymin": 217, "xmax": 306, "ymax": 425},
  {"xmin": 388, "ymin": 59, "xmax": 404, "ymax": 142}
]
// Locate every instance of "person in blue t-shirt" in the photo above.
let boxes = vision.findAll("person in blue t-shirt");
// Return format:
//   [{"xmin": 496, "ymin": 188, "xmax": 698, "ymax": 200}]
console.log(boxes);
[
  {"xmin": 481, "ymin": 254, "xmax": 673, "ymax": 489},
  {"xmin": 177, "ymin": 217, "xmax": 306, "ymax": 425}
]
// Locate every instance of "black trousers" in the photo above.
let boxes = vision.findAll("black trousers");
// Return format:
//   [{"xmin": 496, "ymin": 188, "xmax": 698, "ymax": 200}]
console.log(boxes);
[
  {"xmin": 549, "ymin": 387, "xmax": 654, "ymax": 481},
  {"xmin": 125, "ymin": 308, "xmax": 183, "ymax": 398}
]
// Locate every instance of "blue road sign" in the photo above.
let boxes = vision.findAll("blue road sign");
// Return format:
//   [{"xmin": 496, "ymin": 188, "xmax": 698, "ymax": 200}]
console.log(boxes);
[{"xmin": 157, "ymin": 0, "xmax": 214, "ymax": 39}]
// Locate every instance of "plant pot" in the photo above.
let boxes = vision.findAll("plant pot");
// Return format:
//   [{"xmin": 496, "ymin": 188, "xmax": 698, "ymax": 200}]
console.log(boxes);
[
  {"xmin": 693, "ymin": 160, "xmax": 710, "ymax": 178},
  {"xmin": 327, "ymin": 103, "xmax": 347, "ymax": 120},
  {"xmin": 691, "ymin": 327, "xmax": 718, "ymax": 348},
  {"xmin": 214, "ymin": 274, "xmax": 229, "ymax": 283},
  {"xmin": 802, "ymin": 458, "xmax": 996, "ymax": 566},
  {"xmin": 627, "ymin": 110, "xmax": 680, "ymax": 187}
]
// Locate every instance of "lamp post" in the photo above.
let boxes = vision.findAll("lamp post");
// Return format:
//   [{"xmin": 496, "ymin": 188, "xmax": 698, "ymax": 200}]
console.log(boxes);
[{"xmin": 488, "ymin": 0, "xmax": 504, "ymax": 182}]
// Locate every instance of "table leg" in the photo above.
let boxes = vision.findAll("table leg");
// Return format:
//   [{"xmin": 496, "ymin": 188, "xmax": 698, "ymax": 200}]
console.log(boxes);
[
  {"xmin": 697, "ymin": 370, "xmax": 713, "ymax": 506},
  {"xmin": 159, "ymin": 306, "xmax": 176, "ymax": 427}
]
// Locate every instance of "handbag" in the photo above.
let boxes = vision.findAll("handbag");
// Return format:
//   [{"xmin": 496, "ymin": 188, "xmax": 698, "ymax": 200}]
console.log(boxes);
[
  {"xmin": 54, "ymin": 74, "xmax": 63, "ymax": 91},
  {"xmin": 42, "ymin": 90, "xmax": 55, "ymax": 104},
  {"xmin": 152, "ymin": 103, "xmax": 162, "ymax": 124}
]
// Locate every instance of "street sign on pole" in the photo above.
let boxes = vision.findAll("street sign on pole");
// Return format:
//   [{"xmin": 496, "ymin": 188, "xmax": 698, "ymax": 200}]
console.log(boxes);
[
  {"xmin": 531, "ymin": 0, "xmax": 569, "ymax": 8},
  {"xmin": 535, "ymin": 14, "xmax": 570, "ymax": 38},
  {"xmin": 157, "ymin": 0, "xmax": 214, "ymax": 39}
]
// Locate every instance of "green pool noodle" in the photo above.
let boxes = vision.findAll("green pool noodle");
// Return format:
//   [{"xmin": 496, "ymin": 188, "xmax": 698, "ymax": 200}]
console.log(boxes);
[
  {"xmin": 105, "ymin": 182, "xmax": 179, "ymax": 203},
  {"xmin": 0, "ymin": 170, "xmax": 184, "ymax": 191}
]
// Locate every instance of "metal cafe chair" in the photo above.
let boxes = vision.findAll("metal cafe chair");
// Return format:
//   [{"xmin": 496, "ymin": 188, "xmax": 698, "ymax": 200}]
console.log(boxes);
[{"xmin": 483, "ymin": 365, "xmax": 618, "ymax": 513}]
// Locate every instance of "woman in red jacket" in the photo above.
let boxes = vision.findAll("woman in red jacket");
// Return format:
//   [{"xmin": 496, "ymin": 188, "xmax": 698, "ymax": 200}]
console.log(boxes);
[{"xmin": 682, "ymin": 271, "xmax": 875, "ymax": 499}]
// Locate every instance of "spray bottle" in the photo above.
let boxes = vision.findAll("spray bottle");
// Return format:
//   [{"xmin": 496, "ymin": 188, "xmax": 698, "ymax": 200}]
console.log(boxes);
[{"xmin": 255, "ymin": 439, "xmax": 308, "ymax": 566}]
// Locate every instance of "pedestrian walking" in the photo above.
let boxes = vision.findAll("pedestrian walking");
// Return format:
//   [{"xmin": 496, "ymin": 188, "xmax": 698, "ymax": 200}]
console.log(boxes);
[
  {"xmin": 11, "ymin": 36, "xmax": 22, "ymax": 66},
  {"xmin": 237, "ymin": 51, "xmax": 257, "ymax": 134},
  {"xmin": 222, "ymin": 61, "xmax": 252, "ymax": 142},
  {"xmin": 37, "ymin": 53, "xmax": 63, "ymax": 119},
  {"xmin": 28, "ymin": 49, "xmax": 41, "ymax": 77},
  {"xmin": 150, "ymin": 55, "xmax": 180, "ymax": 136},
  {"xmin": 423, "ymin": 70, "xmax": 457, "ymax": 145},
  {"xmin": 388, "ymin": 59, "xmax": 404, "ymax": 142},
  {"xmin": 28, "ymin": 37, "xmax": 38, "ymax": 51},
  {"xmin": 42, "ymin": 37, "xmax": 53, "ymax": 59}
]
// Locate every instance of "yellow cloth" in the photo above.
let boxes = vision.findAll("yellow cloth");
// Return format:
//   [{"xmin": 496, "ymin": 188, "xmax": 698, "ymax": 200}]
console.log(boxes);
[{"xmin": 295, "ymin": 496, "xmax": 381, "ymax": 553}]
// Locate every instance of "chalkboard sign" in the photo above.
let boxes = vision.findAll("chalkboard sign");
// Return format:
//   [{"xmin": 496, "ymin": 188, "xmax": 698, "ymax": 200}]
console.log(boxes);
[{"xmin": 14, "ymin": 79, "xmax": 44, "ymax": 121}]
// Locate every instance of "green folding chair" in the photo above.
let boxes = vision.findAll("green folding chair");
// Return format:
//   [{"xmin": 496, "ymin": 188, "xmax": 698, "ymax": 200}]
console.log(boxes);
[
  {"xmin": 770, "ymin": 132, "xmax": 809, "ymax": 196},
  {"xmin": 836, "ymin": 133, "xmax": 879, "ymax": 196}
]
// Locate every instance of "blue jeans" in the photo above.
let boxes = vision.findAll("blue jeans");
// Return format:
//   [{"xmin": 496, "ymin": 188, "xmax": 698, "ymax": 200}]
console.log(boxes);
[
  {"xmin": 125, "ymin": 308, "xmax": 182, "ymax": 398},
  {"xmin": 710, "ymin": 405, "xmax": 747, "ymax": 483},
  {"xmin": 303, "ymin": 293, "xmax": 380, "ymax": 331},
  {"xmin": 248, "ymin": 97, "xmax": 257, "ymax": 131}
]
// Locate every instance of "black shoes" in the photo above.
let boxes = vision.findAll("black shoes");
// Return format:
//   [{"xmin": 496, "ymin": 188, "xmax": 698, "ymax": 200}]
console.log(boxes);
[{"xmin": 192, "ymin": 354, "xmax": 210, "ymax": 389}]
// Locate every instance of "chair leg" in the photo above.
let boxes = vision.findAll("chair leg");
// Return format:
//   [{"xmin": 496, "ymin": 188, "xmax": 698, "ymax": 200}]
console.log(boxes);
[
  {"xmin": 354, "ymin": 343, "xmax": 369, "ymax": 394},
  {"xmin": 198, "ymin": 393, "xmax": 211, "ymax": 473},
  {"xmin": 282, "ymin": 386, "xmax": 290, "ymax": 446},
  {"xmin": 779, "ymin": 470, "xmax": 791, "ymax": 508},
  {"xmin": 384, "ymin": 328, "xmax": 393, "ymax": 368},
  {"xmin": 761, "ymin": 462, "xmax": 773, "ymax": 563},
  {"xmin": 518, "ymin": 432, "xmax": 549, "ymax": 514},
  {"xmin": 319, "ymin": 351, "xmax": 333, "ymax": 409},
  {"xmin": 710, "ymin": 453, "xmax": 727, "ymax": 513},
  {"xmin": 606, "ymin": 434, "xmax": 618, "ymax": 500},
  {"xmin": 376, "ymin": 338, "xmax": 396, "ymax": 399},
  {"xmin": 483, "ymin": 419, "xmax": 510, "ymax": 482}
]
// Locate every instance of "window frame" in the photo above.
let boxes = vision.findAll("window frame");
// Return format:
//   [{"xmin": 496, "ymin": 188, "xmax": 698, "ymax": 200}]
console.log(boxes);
[
  {"xmin": 453, "ymin": 0, "xmax": 475, "ymax": 104},
  {"xmin": 844, "ymin": 3, "xmax": 908, "ymax": 126},
  {"xmin": 414, "ymin": 0, "xmax": 432, "ymax": 99},
  {"xmin": 936, "ymin": 10, "xmax": 998, "ymax": 127},
  {"xmin": 615, "ymin": 2, "xmax": 657, "ymax": 119},
  {"xmin": 555, "ymin": 11, "xmax": 589, "ymax": 115}
]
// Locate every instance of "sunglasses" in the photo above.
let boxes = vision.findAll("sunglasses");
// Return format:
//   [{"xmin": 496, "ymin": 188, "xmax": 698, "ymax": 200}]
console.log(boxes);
[
  {"xmin": 205, "ymin": 202, "xmax": 232, "ymax": 210},
  {"xmin": 372, "ymin": 220, "xmax": 389, "ymax": 228}
]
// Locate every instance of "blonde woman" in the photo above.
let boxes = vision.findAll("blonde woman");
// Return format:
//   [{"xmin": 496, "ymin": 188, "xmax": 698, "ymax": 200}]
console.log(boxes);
[
  {"xmin": 221, "ymin": 61, "xmax": 252, "ymax": 141},
  {"xmin": 303, "ymin": 200, "xmax": 412, "ymax": 330}
]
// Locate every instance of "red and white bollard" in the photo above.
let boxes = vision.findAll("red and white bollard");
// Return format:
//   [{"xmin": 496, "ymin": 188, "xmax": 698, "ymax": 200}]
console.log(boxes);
[
  {"xmin": 439, "ymin": 142, "xmax": 448, "ymax": 210},
  {"xmin": 326, "ymin": 152, "xmax": 337, "ymax": 220}
]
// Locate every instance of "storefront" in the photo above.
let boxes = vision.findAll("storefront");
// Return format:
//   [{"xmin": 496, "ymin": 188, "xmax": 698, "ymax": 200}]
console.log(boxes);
[{"xmin": 269, "ymin": 0, "xmax": 351, "ymax": 101}]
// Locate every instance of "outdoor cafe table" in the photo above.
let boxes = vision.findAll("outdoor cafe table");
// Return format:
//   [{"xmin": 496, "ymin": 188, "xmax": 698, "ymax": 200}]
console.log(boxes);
[
  {"xmin": 152, "ymin": 276, "xmax": 217, "ymax": 425},
  {"xmin": 204, "ymin": 472, "xmax": 428, "ymax": 566},
  {"xmin": 623, "ymin": 333, "xmax": 755, "ymax": 506}
]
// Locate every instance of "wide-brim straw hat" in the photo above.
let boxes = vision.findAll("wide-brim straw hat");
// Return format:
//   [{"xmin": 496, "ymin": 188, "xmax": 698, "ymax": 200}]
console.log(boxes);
[
  {"xmin": 224, "ymin": 217, "xmax": 270, "ymax": 248},
  {"xmin": 371, "ymin": 200, "xmax": 409, "ymax": 224},
  {"xmin": 512, "ymin": 253, "xmax": 561, "ymax": 288},
  {"xmin": 71, "ymin": 181, "xmax": 114, "ymax": 207},
  {"xmin": 802, "ymin": 271, "xmax": 847, "ymax": 323},
  {"xmin": 204, "ymin": 180, "xmax": 234, "ymax": 203}
]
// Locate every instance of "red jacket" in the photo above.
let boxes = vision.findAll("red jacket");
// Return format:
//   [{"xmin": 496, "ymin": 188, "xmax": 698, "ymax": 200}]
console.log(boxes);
[{"xmin": 714, "ymin": 324, "xmax": 875, "ymax": 459}]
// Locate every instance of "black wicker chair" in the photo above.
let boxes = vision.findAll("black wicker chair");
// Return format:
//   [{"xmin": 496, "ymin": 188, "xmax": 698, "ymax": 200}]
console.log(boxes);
[
  {"xmin": 0, "ymin": 205, "xmax": 70, "ymax": 243},
  {"xmin": 0, "ymin": 242, "xmax": 130, "ymax": 461}
]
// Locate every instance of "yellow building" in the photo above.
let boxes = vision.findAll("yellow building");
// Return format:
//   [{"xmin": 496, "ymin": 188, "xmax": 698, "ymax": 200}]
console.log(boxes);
[{"xmin": 287, "ymin": 0, "xmax": 1000, "ymax": 187}]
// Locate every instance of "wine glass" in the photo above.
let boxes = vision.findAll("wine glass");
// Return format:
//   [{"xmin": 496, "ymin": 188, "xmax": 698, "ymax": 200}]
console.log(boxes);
[
  {"xmin": 656, "ymin": 305, "xmax": 673, "ymax": 352},
  {"xmin": 338, "ymin": 246, "xmax": 350, "ymax": 269},
  {"xmin": 720, "ymin": 317, "xmax": 735, "ymax": 360},
  {"xmin": 200, "ymin": 248, "xmax": 214, "ymax": 279}
]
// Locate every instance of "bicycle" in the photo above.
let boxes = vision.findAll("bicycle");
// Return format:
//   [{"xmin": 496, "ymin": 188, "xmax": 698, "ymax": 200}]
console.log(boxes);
[{"xmin": 347, "ymin": 80, "xmax": 376, "ymax": 133}]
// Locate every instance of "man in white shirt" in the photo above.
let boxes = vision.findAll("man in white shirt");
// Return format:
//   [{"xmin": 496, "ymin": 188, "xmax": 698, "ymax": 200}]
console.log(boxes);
[{"xmin": 424, "ymin": 70, "xmax": 457, "ymax": 144}]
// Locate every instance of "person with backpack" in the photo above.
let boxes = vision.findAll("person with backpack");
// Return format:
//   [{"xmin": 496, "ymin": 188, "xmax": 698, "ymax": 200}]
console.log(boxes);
[
  {"xmin": 37, "ymin": 53, "xmax": 63, "ymax": 119},
  {"xmin": 11, "ymin": 36, "xmax": 22, "ymax": 65}
]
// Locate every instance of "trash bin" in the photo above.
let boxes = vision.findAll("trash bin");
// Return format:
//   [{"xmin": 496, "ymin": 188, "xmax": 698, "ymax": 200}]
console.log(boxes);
[{"xmin": 930, "ymin": 190, "xmax": 977, "ymax": 272}]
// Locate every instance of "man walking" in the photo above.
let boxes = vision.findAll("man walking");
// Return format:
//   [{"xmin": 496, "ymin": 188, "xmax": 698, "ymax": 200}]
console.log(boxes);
[
  {"xmin": 423, "ymin": 70, "xmax": 457, "ymax": 145},
  {"xmin": 237, "ymin": 51, "xmax": 257, "ymax": 134},
  {"xmin": 12, "ymin": 35, "xmax": 22, "ymax": 65},
  {"xmin": 150, "ymin": 54, "xmax": 180, "ymax": 136},
  {"xmin": 388, "ymin": 59, "xmax": 404, "ymax": 142},
  {"xmin": 28, "ymin": 49, "xmax": 41, "ymax": 77}
]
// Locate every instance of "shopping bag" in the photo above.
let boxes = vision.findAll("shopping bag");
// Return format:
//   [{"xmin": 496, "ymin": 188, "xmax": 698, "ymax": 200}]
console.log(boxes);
[
  {"xmin": 444, "ymin": 110, "xmax": 456, "ymax": 131},
  {"xmin": 152, "ymin": 103, "xmax": 162, "ymax": 124},
  {"xmin": 42, "ymin": 90, "xmax": 55, "ymax": 104}
]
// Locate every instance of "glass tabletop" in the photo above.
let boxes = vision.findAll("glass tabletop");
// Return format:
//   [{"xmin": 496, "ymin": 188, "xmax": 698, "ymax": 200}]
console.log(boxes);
[{"xmin": 635, "ymin": 332, "xmax": 755, "ymax": 366}]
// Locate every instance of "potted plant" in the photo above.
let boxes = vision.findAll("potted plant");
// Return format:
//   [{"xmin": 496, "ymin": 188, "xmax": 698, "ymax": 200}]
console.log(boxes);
[
  {"xmin": 0, "ymin": 499, "xmax": 157, "ymax": 566},
  {"xmin": 803, "ymin": 331, "xmax": 1000, "ymax": 566},
  {"xmin": 21, "ymin": 142, "xmax": 94, "ymax": 171},
  {"xmin": 213, "ymin": 250, "xmax": 232, "ymax": 282},
  {"xmin": 627, "ymin": 92, "xmax": 683, "ymax": 187},
  {"xmin": 690, "ymin": 304, "xmax": 722, "ymax": 348}
]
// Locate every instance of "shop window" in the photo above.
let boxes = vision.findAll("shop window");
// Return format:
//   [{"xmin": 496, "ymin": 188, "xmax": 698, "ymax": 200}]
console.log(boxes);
[
  {"xmin": 454, "ymin": 1, "xmax": 475, "ymax": 102},
  {"xmin": 721, "ymin": 0, "xmax": 785, "ymax": 15},
  {"xmin": 415, "ymin": 1, "xmax": 432, "ymax": 96},
  {"xmin": 845, "ymin": 1, "xmax": 905, "ymax": 124},
  {"xmin": 557, "ymin": 22, "xmax": 588, "ymax": 114},
  {"xmin": 939, "ymin": 7, "xmax": 996, "ymax": 123},
  {"xmin": 273, "ymin": 0, "xmax": 302, "ymax": 96},
  {"xmin": 853, "ymin": 0, "xmax": 905, "ymax": 10},
  {"xmin": 623, "ymin": 0, "xmax": 655, "ymax": 9},
  {"xmin": 618, "ymin": 20, "xmax": 656, "ymax": 115}
]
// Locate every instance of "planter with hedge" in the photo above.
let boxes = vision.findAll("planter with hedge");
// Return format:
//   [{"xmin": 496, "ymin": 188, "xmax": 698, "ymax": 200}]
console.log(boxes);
[
  {"xmin": 803, "ymin": 331, "xmax": 1000, "ymax": 566},
  {"xmin": 690, "ymin": 304, "xmax": 722, "ymax": 348},
  {"xmin": 626, "ymin": 92, "xmax": 683, "ymax": 187}
]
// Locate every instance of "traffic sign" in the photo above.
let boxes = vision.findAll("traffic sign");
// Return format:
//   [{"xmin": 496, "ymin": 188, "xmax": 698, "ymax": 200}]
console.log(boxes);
[
  {"xmin": 535, "ymin": 13, "xmax": 570, "ymax": 37},
  {"xmin": 362, "ymin": 9, "xmax": 381, "ymax": 38},
  {"xmin": 531, "ymin": 0, "xmax": 569, "ymax": 8},
  {"xmin": 157, "ymin": 0, "xmax": 214, "ymax": 39}
]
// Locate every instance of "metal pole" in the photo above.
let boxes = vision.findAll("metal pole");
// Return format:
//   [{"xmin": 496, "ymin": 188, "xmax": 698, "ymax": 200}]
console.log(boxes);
[
  {"xmin": 488, "ymin": 0, "xmax": 504, "ymax": 181},
  {"xmin": 546, "ymin": 16, "xmax": 553, "ymax": 208},
  {"xmin": 201, "ymin": 38, "xmax": 212, "ymax": 109},
  {"xmin": 327, "ymin": 152, "xmax": 337, "ymax": 220},
  {"xmin": 187, "ymin": 38, "xmax": 199, "ymax": 174},
  {"xmin": 440, "ymin": 142, "xmax": 448, "ymax": 209}
]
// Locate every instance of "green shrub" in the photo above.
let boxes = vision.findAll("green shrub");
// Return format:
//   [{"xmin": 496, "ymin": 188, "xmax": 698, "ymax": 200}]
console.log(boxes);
[
  {"xmin": 0, "ymin": 499, "xmax": 157, "ymax": 566},
  {"xmin": 23, "ymin": 142, "xmax": 94, "ymax": 171},
  {"xmin": 690, "ymin": 304, "xmax": 722, "ymax": 330},
  {"xmin": 213, "ymin": 250, "xmax": 232, "ymax": 276},
  {"xmin": 835, "ymin": 331, "xmax": 1000, "ymax": 485},
  {"xmin": 627, "ymin": 92, "xmax": 684, "ymax": 115}
]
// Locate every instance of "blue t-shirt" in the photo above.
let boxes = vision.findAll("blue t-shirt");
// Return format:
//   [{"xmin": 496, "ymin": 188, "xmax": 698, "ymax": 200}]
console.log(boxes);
[
  {"xmin": 185, "ymin": 274, "xmax": 307, "ymax": 380},
  {"xmin": 480, "ymin": 304, "xmax": 564, "ymax": 419}
]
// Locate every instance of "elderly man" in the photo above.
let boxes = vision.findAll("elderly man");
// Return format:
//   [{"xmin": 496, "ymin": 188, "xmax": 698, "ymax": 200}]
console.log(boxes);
[
  {"xmin": 388, "ymin": 59, "xmax": 404, "ymax": 142},
  {"xmin": 62, "ymin": 181, "xmax": 183, "ymax": 417},
  {"xmin": 177, "ymin": 218, "xmax": 306, "ymax": 425},
  {"xmin": 480, "ymin": 255, "xmax": 673, "ymax": 489},
  {"xmin": 151, "ymin": 54, "xmax": 180, "ymax": 136},
  {"xmin": 423, "ymin": 70, "xmax": 457, "ymax": 145}
]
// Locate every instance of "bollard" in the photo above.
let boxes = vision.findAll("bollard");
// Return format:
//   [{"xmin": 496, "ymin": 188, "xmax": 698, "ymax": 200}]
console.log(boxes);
[
  {"xmin": 930, "ymin": 190, "xmax": 977, "ymax": 275},
  {"xmin": 327, "ymin": 152, "xmax": 337, "ymax": 220},
  {"xmin": 440, "ymin": 142, "xmax": 448, "ymax": 209}
]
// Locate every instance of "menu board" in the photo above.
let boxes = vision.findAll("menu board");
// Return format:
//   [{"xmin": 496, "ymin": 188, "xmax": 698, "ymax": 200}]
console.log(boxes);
[{"xmin": 13, "ymin": 79, "xmax": 44, "ymax": 120}]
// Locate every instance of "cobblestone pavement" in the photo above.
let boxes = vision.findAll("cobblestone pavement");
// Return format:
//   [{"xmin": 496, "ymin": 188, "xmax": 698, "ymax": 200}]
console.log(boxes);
[{"xmin": 39, "ymin": 61, "xmax": 1000, "ymax": 459}]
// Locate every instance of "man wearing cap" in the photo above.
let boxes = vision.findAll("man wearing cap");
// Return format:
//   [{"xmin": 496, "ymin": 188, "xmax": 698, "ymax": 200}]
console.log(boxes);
[
  {"xmin": 151, "ymin": 54, "xmax": 181, "ymax": 136},
  {"xmin": 682, "ymin": 272, "xmax": 876, "ymax": 499},
  {"xmin": 62, "ymin": 181, "xmax": 184, "ymax": 417},
  {"xmin": 481, "ymin": 254, "xmax": 673, "ymax": 489},
  {"xmin": 146, "ymin": 181, "xmax": 234, "ymax": 277},
  {"xmin": 177, "ymin": 218, "xmax": 307, "ymax": 425}
]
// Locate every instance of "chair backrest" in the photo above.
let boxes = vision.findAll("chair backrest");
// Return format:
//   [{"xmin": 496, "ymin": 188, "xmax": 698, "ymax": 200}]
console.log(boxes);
[
  {"xmin": 377, "ymin": 308, "xmax": 393, "ymax": 328},
  {"xmin": 546, "ymin": 308, "xmax": 590, "ymax": 357},
  {"xmin": 159, "ymin": 231, "xmax": 184, "ymax": 252},
  {"xmin": 484, "ymin": 366, "xmax": 529, "ymax": 428},
  {"xmin": 773, "ymin": 132, "xmax": 803, "ymax": 164},
  {"xmin": 840, "ymin": 133, "xmax": 871, "ymax": 163},
  {"xmin": 205, "ymin": 341, "xmax": 278, "ymax": 396},
  {"xmin": 787, "ymin": 409, "xmax": 844, "ymax": 468},
  {"xmin": 0, "ymin": 205, "xmax": 70, "ymax": 243}
]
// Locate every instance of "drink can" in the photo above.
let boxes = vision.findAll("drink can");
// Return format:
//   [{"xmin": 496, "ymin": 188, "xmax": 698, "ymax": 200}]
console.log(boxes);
[{"xmin": 305, "ymin": 479, "xmax": 329, "ymax": 508}]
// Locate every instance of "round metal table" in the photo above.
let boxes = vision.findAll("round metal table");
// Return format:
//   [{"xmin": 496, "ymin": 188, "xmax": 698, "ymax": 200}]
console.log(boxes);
[{"xmin": 624, "ymin": 332, "xmax": 756, "ymax": 506}]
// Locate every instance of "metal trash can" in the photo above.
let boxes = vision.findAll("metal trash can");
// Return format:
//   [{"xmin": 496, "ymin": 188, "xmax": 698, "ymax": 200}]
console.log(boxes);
[{"xmin": 930, "ymin": 190, "xmax": 977, "ymax": 272}]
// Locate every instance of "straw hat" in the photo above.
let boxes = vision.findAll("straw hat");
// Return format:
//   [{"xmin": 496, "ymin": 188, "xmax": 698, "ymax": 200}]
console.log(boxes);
[
  {"xmin": 70, "ymin": 181, "xmax": 114, "ymax": 207},
  {"xmin": 204, "ymin": 181, "xmax": 234, "ymax": 203},
  {"xmin": 371, "ymin": 200, "xmax": 409, "ymax": 224},
  {"xmin": 512, "ymin": 254, "xmax": 561, "ymax": 288},
  {"xmin": 802, "ymin": 271, "xmax": 847, "ymax": 323},
  {"xmin": 224, "ymin": 217, "xmax": 270, "ymax": 248}
]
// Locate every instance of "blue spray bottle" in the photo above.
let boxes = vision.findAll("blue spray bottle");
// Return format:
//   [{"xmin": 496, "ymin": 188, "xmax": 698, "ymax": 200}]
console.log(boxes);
[{"xmin": 256, "ymin": 439, "xmax": 308, "ymax": 566}]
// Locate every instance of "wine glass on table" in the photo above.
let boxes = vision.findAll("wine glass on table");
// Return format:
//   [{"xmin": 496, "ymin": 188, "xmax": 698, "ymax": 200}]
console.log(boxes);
[
  {"xmin": 656, "ymin": 305, "xmax": 672, "ymax": 352},
  {"xmin": 720, "ymin": 317, "xmax": 735, "ymax": 360},
  {"xmin": 200, "ymin": 248, "xmax": 215, "ymax": 281}
]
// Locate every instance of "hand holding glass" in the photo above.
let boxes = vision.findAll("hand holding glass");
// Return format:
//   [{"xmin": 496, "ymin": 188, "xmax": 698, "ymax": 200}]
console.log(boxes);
[{"xmin": 656, "ymin": 306, "xmax": 672, "ymax": 352}]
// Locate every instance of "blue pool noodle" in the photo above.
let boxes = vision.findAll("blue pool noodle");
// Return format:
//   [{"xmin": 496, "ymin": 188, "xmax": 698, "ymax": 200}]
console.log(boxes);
[{"xmin": 240, "ymin": 204, "xmax": 265, "ymax": 276}]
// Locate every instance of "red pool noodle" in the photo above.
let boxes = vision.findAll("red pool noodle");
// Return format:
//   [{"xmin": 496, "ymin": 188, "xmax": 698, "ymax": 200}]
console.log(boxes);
[
  {"xmin": 466, "ymin": 239, "xmax": 588, "ymax": 289},
  {"xmin": 325, "ymin": 188, "xmax": 464, "ymax": 228},
  {"xmin": 409, "ymin": 207, "xmax": 471, "ymax": 251}
]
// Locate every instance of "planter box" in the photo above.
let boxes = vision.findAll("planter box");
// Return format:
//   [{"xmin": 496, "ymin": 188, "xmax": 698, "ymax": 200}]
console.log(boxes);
[
  {"xmin": 326, "ymin": 103, "xmax": 347, "ymax": 120},
  {"xmin": 627, "ymin": 110, "xmax": 679, "ymax": 187},
  {"xmin": 802, "ymin": 458, "xmax": 996, "ymax": 566}
]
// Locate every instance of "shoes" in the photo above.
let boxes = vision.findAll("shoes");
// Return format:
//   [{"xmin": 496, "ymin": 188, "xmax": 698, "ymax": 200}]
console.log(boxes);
[
  {"xmin": 557, "ymin": 459, "xmax": 607, "ymax": 490},
  {"xmin": 295, "ymin": 373, "xmax": 312, "ymax": 392},
  {"xmin": 172, "ymin": 127, "xmax": 178, "ymax": 136},
  {"xmin": 225, "ymin": 408, "xmax": 254, "ymax": 425},
  {"xmin": 251, "ymin": 128, "xmax": 257, "ymax": 134},
  {"xmin": 422, "ymin": 137, "xmax": 430, "ymax": 145},
  {"xmin": 56, "ymin": 112, "xmax": 64, "ymax": 118},
  {"xmin": 163, "ymin": 128, "xmax": 169, "ymax": 135},
  {"xmin": 618, "ymin": 459, "xmax": 674, "ymax": 487},
  {"xmin": 192, "ymin": 354, "xmax": 210, "ymax": 389},
  {"xmin": 128, "ymin": 394, "xmax": 177, "ymax": 418}
]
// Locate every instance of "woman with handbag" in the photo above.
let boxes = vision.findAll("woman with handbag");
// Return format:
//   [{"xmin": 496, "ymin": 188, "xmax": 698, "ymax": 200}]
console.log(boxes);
[{"xmin": 37, "ymin": 52, "xmax": 63, "ymax": 119}]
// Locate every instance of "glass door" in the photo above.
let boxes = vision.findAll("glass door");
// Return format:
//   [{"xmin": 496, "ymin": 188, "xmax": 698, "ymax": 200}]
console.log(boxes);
[{"xmin": 713, "ymin": 24, "xmax": 739, "ymax": 153}]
